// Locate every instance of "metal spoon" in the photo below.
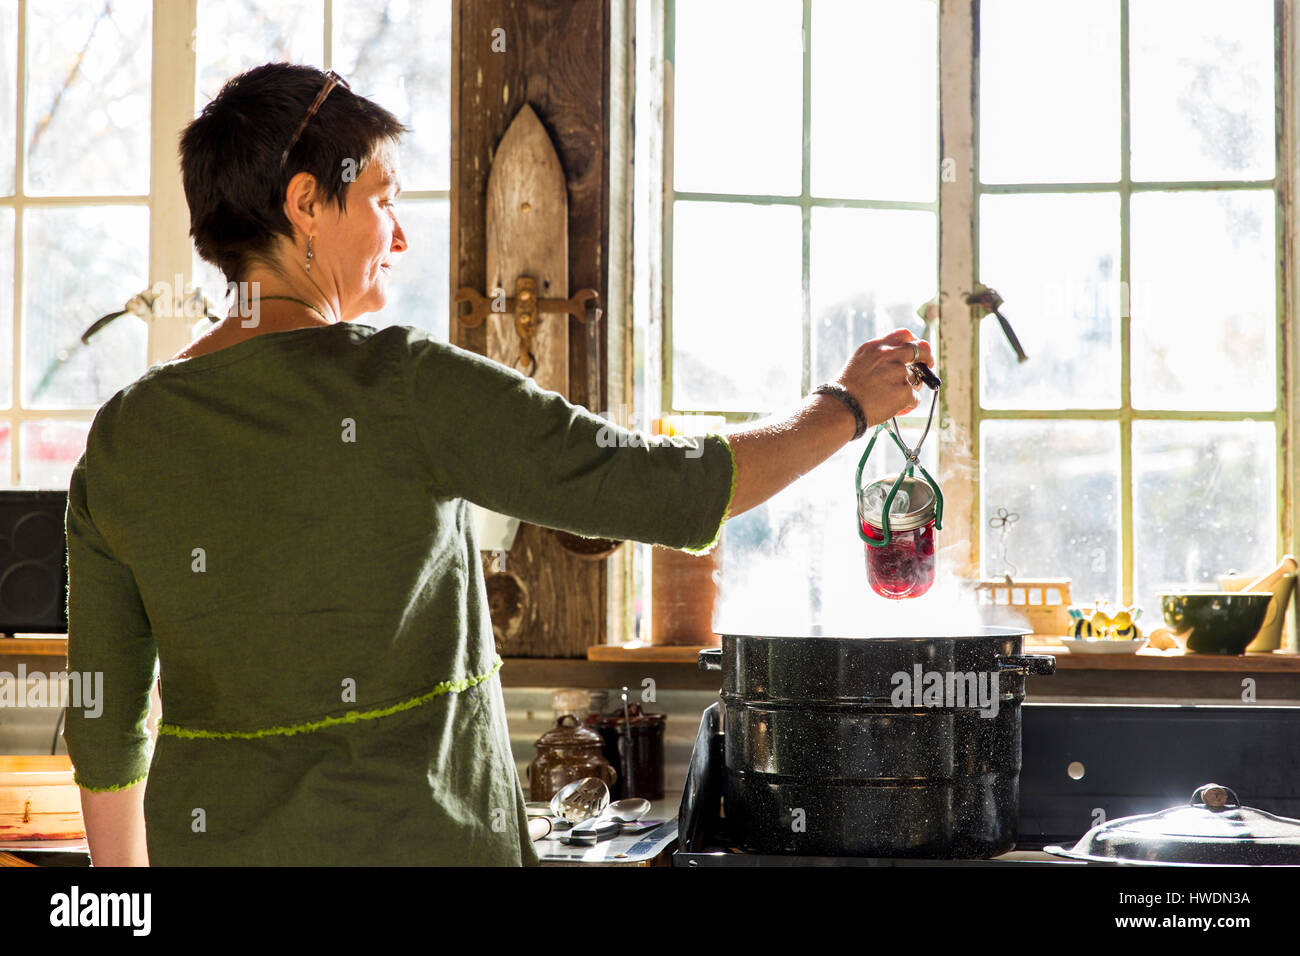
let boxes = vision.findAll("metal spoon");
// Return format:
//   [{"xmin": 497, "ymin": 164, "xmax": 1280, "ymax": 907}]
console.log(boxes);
[
  {"xmin": 606, "ymin": 797, "xmax": 652, "ymax": 823},
  {"xmin": 549, "ymin": 777, "xmax": 610, "ymax": 824}
]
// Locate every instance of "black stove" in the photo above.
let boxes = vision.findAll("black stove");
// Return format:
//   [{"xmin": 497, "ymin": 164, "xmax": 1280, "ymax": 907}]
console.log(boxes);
[{"xmin": 675, "ymin": 701, "xmax": 1300, "ymax": 866}]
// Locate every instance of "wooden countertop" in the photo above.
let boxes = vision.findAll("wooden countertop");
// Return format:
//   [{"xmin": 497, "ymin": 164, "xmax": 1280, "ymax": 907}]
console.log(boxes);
[
  {"xmin": 585, "ymin": 640, "xmax": 1300, "ymax": 671},
  {"xmin": 11, "ymin": 636, "xmax": 1300, "ymax": 701}
]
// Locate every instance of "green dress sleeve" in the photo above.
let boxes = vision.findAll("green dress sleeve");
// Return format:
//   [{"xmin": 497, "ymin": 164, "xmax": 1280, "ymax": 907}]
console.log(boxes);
[
  {"xmin": 404, "ymin": 334, "xmax": 736, "ymax": 554},
  {"xmin": 63, "ymin": 452, "xmax": 158, "ymax": 791}
]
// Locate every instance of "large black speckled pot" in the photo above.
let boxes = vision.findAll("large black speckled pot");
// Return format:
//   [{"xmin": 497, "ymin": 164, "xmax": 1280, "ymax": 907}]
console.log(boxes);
[{"xmin": 698, "ymin": 627, "xmax": 1054, "ymax": 859}]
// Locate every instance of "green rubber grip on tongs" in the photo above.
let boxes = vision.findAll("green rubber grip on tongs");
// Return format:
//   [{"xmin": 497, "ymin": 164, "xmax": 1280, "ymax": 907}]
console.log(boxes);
[{"xmin": 855, "ymin": 425, "xmax": 945, "ymax": 549}]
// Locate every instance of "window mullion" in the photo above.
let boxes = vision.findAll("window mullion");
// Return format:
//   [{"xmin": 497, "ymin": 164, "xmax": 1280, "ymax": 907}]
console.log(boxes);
[
  {"xmin": 1278, "ymin": 0, "xmax": 1295, "ymax": 570},
  {"xmin": 938, "ymin": 0, "xmax": 979, "ymax": 581},
  {"xmin": 1119, "ymin": 0, "xmax": 1133, "ymax": 606},
  {"xmin": 800, "ymin": 0, "xmax": 812, "ymax": 398},
  {"xmin": 149, "ymin": 0, "xmax": 199, "ymax": 367}
]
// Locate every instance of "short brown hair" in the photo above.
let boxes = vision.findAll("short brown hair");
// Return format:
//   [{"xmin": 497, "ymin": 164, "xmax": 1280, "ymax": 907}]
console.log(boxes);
[{"xmin": 180, "ymin": 62, "xmax": 410, "ymax": 284}]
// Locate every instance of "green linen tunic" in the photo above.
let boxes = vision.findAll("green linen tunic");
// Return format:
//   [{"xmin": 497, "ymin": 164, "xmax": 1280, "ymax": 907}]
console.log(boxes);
[{"xmin": 62, "ymin": 321, "xmax": 735, "ymax": 866}]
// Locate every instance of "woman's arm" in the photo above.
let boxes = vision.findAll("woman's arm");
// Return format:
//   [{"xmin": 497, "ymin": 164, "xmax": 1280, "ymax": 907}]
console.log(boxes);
[
  {"xmin": 406, "ymin": 326, "xmax": 932, "ymax": 549},
  {"xmin": 64, "ymin": 453, "xmax": 160, "ymax": 864},
  {"xmin": 81, "ymin": 782, "xmax": 149, "ymax": 866},
  {"xmin": 725, "ymin": 328, "xmax": 934, "ymax": 518}
]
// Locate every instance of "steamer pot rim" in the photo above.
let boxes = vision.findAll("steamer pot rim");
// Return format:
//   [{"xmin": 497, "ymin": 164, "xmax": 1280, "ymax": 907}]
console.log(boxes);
[{"xmin": 718, "ymin": 626, "xmax": 1031, "ymax": 642}]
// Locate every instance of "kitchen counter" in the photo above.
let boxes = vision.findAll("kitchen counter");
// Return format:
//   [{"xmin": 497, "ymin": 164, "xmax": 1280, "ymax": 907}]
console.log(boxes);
[
  {"xmin": 504, "ymin": 644, "xmax": 1300, "ymax": 703},
  {"xmin": 10, "ymin": 637, "xmax": 1300, "ymax": 702}
]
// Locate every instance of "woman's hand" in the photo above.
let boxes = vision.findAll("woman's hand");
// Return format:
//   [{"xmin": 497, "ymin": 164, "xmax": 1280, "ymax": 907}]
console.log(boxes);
[
  {"xmin": 723, "ymin": 328, "xmax": 932, "ymax": 519},
  {"xmin": 836, "ymin": 327, "xmax": 935, "ymax": 428}
]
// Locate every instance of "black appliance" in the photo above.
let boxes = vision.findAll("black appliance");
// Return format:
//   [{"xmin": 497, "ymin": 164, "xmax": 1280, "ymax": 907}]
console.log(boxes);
[
  {"xmin": 677, "ymin": 700, "xmax": 1300, "ymax": 866},
  {"xmin": 0, "ymin": 490, "xmax": 69, "ymax": 635}
]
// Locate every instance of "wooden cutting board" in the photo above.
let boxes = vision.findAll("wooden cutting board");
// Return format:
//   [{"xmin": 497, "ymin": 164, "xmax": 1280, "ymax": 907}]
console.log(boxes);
[
  {"xmin": 486, "ymin": 103, "xmax": 568, "ymax": 395},
  {"xmin": 478, "ymin": 104, "xmax": 603, "ymax": 657},
  {"xmin": 0, "ymin": 755, "xmax": 85, "ymax": 841}
]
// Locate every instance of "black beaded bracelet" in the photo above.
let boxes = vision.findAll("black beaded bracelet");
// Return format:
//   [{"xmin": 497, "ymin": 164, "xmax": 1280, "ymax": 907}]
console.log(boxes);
[{"xmin": 812, "ymin": 383, "xmax": 868, "ymax": 441}]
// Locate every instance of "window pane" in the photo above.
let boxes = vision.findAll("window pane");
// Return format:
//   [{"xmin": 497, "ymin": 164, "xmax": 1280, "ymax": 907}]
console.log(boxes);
[
  {"xmin": 334, "ymin": 0, "xmax": 451, "ymax": 192},
  {"xmin": 0, "ymin": 422, "xmax": 10, "ymax": 485},
  {"xmin": 0, "ymin": 0, "xmax": 15, "ymax": 196},
  {"xmin": 1130, "ymin": 190, "xmax": 1275, "ymax": 411},
  {"xmin": 20, "ymin": 420, "xmax": 88, "ymax": 489},
  {"xmin": 981, "ymin": 421, "xmax": 1121, "ymax": 610},
  {"xmin": 673, "ymin": 0, "xmax": 801, "ymax": 195},
  {"xmin": 979, "ymin": 0, "xmax": 1119, "ymax": 184},
  {"xmin": 811, "ymin": 0, "xmax": 937, "ymax": 202},
  {"xmin": 372, "ymin": 198, "xmax": 449, "ymax": 340},
  {"xmin": 196, "ymin": 0, "xmax": 324, "ymax": 111},
  {"xmin": 810, "ymin": 206, "xmax": 934, "ymax": 387},
  {"xmin": 25, "ymin": 0, "xmax": 151, "ymax": 196},
  {"xmin": 1133, "ymin": 421, "xmax": 1275, "ymax": 621},
  {"xmin": 23, "ymin": 206, "xmax": 148, "ymax": 408},
  {"xmin": 979, "ymin": 193, "xmax": 1120, "ymax": 409},
  {"xmin": 0, "ymin": 207, "xmax": 11, "ymax": 406},
  {"xmin": 192, "ymin": 253, "xmax": 231, "ymax": 329},
  {"xmin": 1130, "ymin": 0, "xmax": 1274, "ymax": 182},
  {"xmin": 671, "ymin": 201, "xmax": 800, "ymax": 410}
]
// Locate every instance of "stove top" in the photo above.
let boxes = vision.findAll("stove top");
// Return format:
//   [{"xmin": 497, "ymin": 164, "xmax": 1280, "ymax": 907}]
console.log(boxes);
[{"xmin": 675, "ymin": 700, "xmax": 1300, "ymax": 867}]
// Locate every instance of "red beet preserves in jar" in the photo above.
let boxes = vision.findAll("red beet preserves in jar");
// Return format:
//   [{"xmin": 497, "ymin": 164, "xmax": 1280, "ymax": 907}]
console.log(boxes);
[{"xmin": 859, "ymin": 475, "xmax": 938, "ymax": 600}]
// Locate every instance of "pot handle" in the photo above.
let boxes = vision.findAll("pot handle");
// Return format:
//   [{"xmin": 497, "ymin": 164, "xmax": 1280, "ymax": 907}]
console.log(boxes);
[
  {"xmin": 698, "ymin": 648, "xmax": 723, "ymax": 672},
  {"xmin": 998, "ymin": 653, "xmax": 1056, "ymax": 676}
]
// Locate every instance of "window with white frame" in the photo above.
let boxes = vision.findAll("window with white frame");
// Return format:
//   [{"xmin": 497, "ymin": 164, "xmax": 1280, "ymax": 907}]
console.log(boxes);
[
  {"xmin": 635, "ymin": 0, "xmax": 1292, "ymax": 632},
  {"xmin": 977, "ymin": 0, "xmax": 1284, "ymax": 618},
  {"xmin": 0, "ymin": 0, "xmax": 451, "ymax": 491}
]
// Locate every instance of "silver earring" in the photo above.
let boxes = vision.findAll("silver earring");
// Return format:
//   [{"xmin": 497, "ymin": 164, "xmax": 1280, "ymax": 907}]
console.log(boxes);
[{"xmin": 306, "ymin": 235, "xmax": 314, "ymax": 274}]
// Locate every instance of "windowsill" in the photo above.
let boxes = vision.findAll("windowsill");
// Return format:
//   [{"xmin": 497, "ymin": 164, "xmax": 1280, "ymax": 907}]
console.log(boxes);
[{"xmin": 9, "ymin": 638, "xmax": 1299, "ymax": 703}]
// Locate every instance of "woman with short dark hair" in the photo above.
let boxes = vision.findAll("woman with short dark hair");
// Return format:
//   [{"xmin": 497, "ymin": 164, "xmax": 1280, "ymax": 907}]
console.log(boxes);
[{"xmin": 63, "ymin": 62, "xmax": 931, "ymax": 866}]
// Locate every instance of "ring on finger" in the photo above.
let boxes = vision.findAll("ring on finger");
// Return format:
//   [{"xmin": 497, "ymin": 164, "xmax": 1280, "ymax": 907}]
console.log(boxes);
[{"xmin": 910, "ymin": 341, "xmax": 920, "ymax": 363}]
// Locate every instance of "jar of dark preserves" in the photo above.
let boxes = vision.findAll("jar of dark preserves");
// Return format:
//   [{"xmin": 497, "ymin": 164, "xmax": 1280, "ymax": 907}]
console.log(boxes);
[{"xmin": 859, "ymin": 474, "xmax": 937, "ymax": 600}]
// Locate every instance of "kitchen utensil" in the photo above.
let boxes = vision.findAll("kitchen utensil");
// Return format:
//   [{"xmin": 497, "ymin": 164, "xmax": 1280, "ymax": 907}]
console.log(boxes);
[
  {"xmin": 965, "ymin": 283, "xmax": 1029, "ymax": 363},
  {"xmin": 549, "ymin": 776, "xmax": 611, "ymax": 824},
  {"xmin": 564, "ymin": 817, "xmax": 622, "ymax": 846},
  {"xmin": 699, "ymin": 626, "xmax": 1054, "ymax": 858},
  {"xmin": 855, "ymin": 363, "xmax": 944, "ymax": 600},
  {"xmin": 606, "ymin": 798, "xmax": 652, "ymax": 823},
  {"xmin": 1046, "ymin": 783, "xmax": 1300, "ymax": 865},
  {"xmin": 1219, "ymin": 554, "xmax": 1298, "ymax": 652},
  {"xmin": 527, "ymin": 715, "xmax": 618, "ymax": 802},
  {"xmin": 1159, "ymin": 591, "xmax": 1271, "ymax": 654}
]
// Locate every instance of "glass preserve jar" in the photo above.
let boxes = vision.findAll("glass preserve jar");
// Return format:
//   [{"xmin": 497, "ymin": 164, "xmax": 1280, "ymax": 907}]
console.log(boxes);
[{"xmin": 859, "ymin": 474, "xmax": 937, "ymax": 600}]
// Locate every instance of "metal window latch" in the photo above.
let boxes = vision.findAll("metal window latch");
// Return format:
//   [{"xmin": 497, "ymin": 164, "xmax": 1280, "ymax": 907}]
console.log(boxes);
[
  {"xmin": 966, "ymin": 283, "xmax": 1029, "ymax": 363},
  {"xmin": 454, "ymin": 279, "xmax": 601, "ymax": 378}
]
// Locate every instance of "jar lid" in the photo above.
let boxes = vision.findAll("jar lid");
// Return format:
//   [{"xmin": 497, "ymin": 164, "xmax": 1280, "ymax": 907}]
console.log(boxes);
[
  {"xmin": 535, "ymin": 713, "xmax": 603, "ymax": 749},
  {"xmin": 1049, "ymin": 784, "xmax": 1300, "ymax": 865},
  {"xmin": 859, "ymin": 474, "xmax": 936, "ymax": 534}
]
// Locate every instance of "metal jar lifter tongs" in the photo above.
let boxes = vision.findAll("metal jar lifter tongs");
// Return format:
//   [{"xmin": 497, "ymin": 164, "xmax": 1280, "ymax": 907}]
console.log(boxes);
[{"xmin": 855, "ymin": 359, "xmax": 944, "ymax": 548}]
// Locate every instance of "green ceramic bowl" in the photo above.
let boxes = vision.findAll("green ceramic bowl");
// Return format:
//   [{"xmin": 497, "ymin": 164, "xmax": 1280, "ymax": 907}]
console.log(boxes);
[{"xmin": 1159, "ymin": 592, "xmax": 1272, "ymax": 655}]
